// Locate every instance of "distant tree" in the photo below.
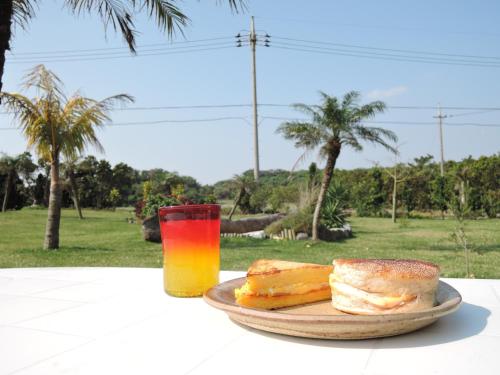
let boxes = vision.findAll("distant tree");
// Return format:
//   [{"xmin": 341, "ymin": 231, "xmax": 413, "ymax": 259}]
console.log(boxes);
[
  {"xmin": 277, "ymin": 91, "xmax": 397, "ymax": 240},
  {"xmin": 431, "ymin": 176, "xmax": 451, "ymax": 219},
  {"xmin": 62, "ymin": 156, "xmax": 83, "ymax": 219},
  {"xmin": 0, "ymin": 152, "xmax": 36, "ymax": 211},
  {"xmin": 95, "ymin": 160, "xmax": 113, "ymax": 208},
  {"xmin": 0, "ymin": 65, "xmax": 133, "ymax": 249},
  {"xmin": 112, "ymin": 162, "xmax": 139, "ymax": 205}
]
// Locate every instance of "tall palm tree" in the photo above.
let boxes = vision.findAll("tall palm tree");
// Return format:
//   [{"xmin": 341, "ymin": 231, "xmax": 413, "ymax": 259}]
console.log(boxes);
[
  {"xmin": 0, "ymin": 151, "xmax": 36, "ymax": 211},
  {"xmin": 0, "ymin": 1, "xmax": 244, "ymax": 97},
  {"xmin": 277, "ymin": 91, "xmax": 398, "ymax": 240},
  {"xmin": 0, "ymin": 64, "xmax": 133, "ymax": 249}
]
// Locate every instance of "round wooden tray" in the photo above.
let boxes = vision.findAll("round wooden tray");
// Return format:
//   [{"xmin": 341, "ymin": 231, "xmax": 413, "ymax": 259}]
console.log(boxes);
[{"xmin": 203, "ymin": 277, "xmax": 462, "ymax": 340}]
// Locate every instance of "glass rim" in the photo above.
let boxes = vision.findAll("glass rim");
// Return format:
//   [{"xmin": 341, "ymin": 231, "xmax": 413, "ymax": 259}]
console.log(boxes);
[{"xmin": 158, "ymin": 204, "xmax": 220, "ymax": 213}]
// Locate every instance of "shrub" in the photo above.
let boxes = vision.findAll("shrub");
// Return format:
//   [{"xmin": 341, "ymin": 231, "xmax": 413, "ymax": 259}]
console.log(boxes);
[
  {"xmin": 265, "ymin": 208, "xmax": 313, "ymax": 236},
  {"xmin": 141, "ymin": 194, "xmax": 181, "ymax": 218}
]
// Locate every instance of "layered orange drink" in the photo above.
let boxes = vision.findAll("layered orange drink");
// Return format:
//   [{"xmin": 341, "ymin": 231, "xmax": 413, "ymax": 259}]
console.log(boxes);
[{"xmin": 158, "ymin": 204, "xmax": 220, "ymax": 297}]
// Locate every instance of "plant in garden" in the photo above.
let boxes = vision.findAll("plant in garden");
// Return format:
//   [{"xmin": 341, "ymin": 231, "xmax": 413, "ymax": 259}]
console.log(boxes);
[
  {"xmin": 277, "ymin": 91, "xmax": 396, "ymax": 240},
  {"xmin": 449, "ymin": 185, "xmax": 474, "ymax": 278},
  {"xmin": 0, "ymin": 65, "xmax": 133, "ymax": 249},
  {"xmin": 142, "ymin": 194, "xmax": 181, "ymax": 218},
  {"xmin": 108, "ymin": 188, "xmax": 121, "ymax": 210},
  {"xmin": 321, "ymin": 181, "xmax": 348, "ymax": 229}
]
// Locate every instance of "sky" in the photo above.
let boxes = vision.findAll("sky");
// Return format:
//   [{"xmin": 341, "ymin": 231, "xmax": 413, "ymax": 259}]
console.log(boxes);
[{"xmin": 1, "ymin": 0, "xmax": 499, "ymax": 184}]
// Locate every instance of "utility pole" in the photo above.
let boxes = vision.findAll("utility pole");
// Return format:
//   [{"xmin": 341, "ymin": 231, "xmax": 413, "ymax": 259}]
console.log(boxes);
[
  {"xmin": 249, "ymin": 16, "xmax": 260, "ymax": 182},
  {"xmin": 434, "ymin": 104, "xmax": 447, "ymax": 176}
]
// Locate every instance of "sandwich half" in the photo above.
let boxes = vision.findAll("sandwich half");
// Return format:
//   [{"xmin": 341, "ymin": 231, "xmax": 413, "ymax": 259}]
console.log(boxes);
[
  {"xmin": 330, "ymin": 259, "xmax": 440, "ymax": 315},
  {"xmin": 234, "ymin": 259, "xmax": 333, "ymax": 310}
]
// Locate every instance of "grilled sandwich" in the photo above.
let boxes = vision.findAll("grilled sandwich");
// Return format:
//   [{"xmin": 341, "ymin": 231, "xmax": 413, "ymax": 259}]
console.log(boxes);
[{"xmin": 234, "ymin": 259, "xmax": 333, "ymax": 310}]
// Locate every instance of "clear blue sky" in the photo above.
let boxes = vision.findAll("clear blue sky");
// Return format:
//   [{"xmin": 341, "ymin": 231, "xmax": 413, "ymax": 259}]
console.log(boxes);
[{"xmin": 1, "ymin": 0, "xmax": 499, "ymax": 184}]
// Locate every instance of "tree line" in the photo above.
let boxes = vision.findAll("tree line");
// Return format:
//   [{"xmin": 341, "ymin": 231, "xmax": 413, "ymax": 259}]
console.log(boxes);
[{"xmin": 2, "ymin": 151, "xmax": 498, "ymax": 219}]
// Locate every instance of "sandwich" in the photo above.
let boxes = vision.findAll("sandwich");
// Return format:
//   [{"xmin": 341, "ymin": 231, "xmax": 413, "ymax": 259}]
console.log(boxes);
[
  {"xmin": 329, "ymin": 259, "xmax": 440, "ymax": 315},
  {"xmin": 234, "ymin": 259, "xmax": 333, "ymax": 310}
]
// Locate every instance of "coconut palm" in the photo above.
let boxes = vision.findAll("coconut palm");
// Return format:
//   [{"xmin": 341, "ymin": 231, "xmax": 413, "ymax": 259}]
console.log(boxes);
[
  {"xmin": 0, "ymin": 151, "xmax": 36, "ymax": 211},
  {"xmin": 277, "ymin": 91, "xmax": 398, "ymax": 240},
  {"xmin": 0, "ymin": 64, "xmax": 133, "ymax": 249},
  {"xmin": 0, "ymin": 1, "xmax": 244, "ymax": 97}
]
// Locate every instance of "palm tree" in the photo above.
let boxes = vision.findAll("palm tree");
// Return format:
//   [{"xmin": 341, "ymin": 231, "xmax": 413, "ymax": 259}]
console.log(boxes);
[
  {"xmin": 277, "ymin": 91, "xmax": 398, "ymax": 240},
  {"xmin": 227, "ymin": 173, "xmax": 255, "ymax": 220},
  {"xmin": 0, "ymin": 151, "xmax": 36, "ymax": 211},
  {"xmin": 0, "ymin": 1, "xmax": 244, "ymax": 97},
  {"xmin": 0, "ymin": 64, "xmax": 133, "ymax": 249}
]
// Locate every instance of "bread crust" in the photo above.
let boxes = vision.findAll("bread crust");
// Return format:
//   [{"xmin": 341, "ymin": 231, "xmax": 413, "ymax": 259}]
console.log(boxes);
[
  {"xmin": 333, "ymin": 259, "xmax": 439, "ymax": 280},
  {"xmin": 330, "ymin": 258, "xmax": 440, "ymax": 314},
  {"xmin": 248, "ymin": 259, "xmax": 332, "ymax": 276}
]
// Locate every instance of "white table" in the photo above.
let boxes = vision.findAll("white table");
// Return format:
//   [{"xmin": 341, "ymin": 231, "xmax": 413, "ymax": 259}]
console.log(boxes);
[{"xmin": 0, "ymin": 268, "xmax": 499, "ymax": 375}]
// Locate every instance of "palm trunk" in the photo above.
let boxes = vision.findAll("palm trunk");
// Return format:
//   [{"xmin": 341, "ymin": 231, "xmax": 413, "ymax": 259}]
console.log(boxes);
[
  {"xmin": 312, "ymin": 143, "xmax": 341, "ymax": 241},
  {"xmin": 392, "ymin": 177, "xmax": 397, "ymax": 223},
  {"xmin": 43, "ymin": 166, "xmax": 50, "ymax": 206},
  {"xmin": 68, "ymin": 170, "xmax": 83, "ymax": 219},
  {"xmin": 44, "ymin": 159, "xmax": 62, "ymax": 249},
  {"xmin": 2, "ymin": 169, "xmax": 13, "ymax": 212},
  {"xmin": 228, "ymin": 189, "xmax": 243, "ymax": 221},
  {"xmin": 0, "ymin": 0, "xmax": 13, "ymax": 99}
]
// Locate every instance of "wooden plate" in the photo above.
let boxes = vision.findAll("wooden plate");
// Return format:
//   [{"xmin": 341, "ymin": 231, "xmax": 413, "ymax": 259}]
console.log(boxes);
[{"xmin": 203, "ymin": 277, "xmax": 462, "ymax": 340}]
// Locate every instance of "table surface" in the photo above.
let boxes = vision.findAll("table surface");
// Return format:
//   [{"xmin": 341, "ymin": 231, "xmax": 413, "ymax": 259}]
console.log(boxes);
[{"xmin": 1, "ymin": 268, "xmax": 499, "ymax": 375}]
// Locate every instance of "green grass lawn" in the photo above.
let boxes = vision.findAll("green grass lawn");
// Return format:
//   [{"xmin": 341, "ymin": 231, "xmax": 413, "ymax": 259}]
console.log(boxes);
[{"xmin": 0, "ymin": 208, "xmax": 499, "ymax": 278}]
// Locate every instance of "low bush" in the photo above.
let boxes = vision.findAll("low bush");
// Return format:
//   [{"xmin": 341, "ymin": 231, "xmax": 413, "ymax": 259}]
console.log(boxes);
[{"xmin": 265, "ymin": 209, "xmax": 313, "ymax": 236}]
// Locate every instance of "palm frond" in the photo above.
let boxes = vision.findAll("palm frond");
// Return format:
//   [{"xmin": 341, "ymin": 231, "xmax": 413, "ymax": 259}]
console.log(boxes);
[
  {"xmin": 64, "ymin": 0, "xmax": 137, "ymax": 52},
  {"xmin": 276, "ymin": 121, "xmax": 325, "ymax": 150},
  {"xmin": 291, "ymin": 103, "xmax": 322, "ymax": 119},
  {"xmin": 352, "ymin": 125, "xmax": 398, "ymax": 154},
  {"xmin": 22, "ymin": 65, "xmax": 65, "ymax": 101},
  {"xmin": 289, "ymin": 149, "xmax": 314, "ymax": 176},
  {"xmin": 132, "ymin": 0, "xmax": 189, "ymax": 37},
  {"xmin": 61, "ymin": 93, "xmax": 134, "ymax": 159},
  {"xmin": 352, "ymin": 101, "xmax": 386, "ymax": 121},
  {"xmin": 339, "ymin": 131, "xmax": 363, "ymax": 151},
  {"xmin": 216, "ymin": 0, "xmax": 247, "ymax": 13},
  {"xmin": 341, "ymin": 90, "xmax": 361, "ymax": 109},
  {"xmin": 12, "ymin": 0, "xmax": 38, "ymax": 30}
]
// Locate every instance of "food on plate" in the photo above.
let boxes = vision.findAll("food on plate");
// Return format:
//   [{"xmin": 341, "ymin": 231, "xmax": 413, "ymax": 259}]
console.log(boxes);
[
  {"xmin": 329, "ymin": 258, "xmax": 440, "ymax": 315},
  {"xmin": 234, "ymin": 259, "xmax": 333, "ymax": 309}
]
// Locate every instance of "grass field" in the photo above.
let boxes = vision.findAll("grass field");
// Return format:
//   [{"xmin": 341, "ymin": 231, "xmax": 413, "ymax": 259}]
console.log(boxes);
[{"xmin": 0, "ymin": 208, "xmax": 499, "ymax": 278}]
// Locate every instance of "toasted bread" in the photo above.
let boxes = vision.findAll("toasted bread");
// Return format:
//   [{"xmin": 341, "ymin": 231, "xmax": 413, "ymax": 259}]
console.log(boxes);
[
  {"xmin": 234, "ymin": 259, "xmax": 333, "ymax": 310},
  {"xmin": 330, "ymin": 259, "xmax": 440, "ymax": 314}
]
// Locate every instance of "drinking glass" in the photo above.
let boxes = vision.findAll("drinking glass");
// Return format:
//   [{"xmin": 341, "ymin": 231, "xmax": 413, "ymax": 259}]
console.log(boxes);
[{"xmin": 158, "ymin": 204, "xmax": 220, "ymax": 297}]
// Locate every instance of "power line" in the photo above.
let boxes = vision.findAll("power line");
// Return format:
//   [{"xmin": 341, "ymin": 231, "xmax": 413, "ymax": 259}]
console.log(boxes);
[
  {"xmin": 7, "ymin": 41, "xmax": 236, "ymax": 61},
  {"xmin": 2, "ymin": 117, "xmax": 499, "ymax": 131},
  {"xmin": 5, "ymin": 45, "xmax": 236, "ymax": 65},
  {"xmin": 2, "ymin": 103, "xmax": 500, "ymax": 116},
  {"xmin": 272, "ymin": 36, "xmax": 500, "ymax": 61},
  {"xmin": 270, "ymin": 40, "xmax": 500, "ymax": 66},
  {"xmin": 7, "ymin": 36, "xmax": 235, "ymax": 56},
  {"xmin": 271, "ymin": 44, "xmax": 500, "ymax": 68},
  {"xmin": 0, "ymin": 116, "xmax": 250, "ymax": 131},
  {"xmin": 260, "ymin": 116, "xmax": 500, "ymax": 128}
]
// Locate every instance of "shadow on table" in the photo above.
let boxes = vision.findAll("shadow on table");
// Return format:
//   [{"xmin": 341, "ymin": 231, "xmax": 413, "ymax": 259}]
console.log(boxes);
[{"xmin": 234, "ymin": 302, "xmax": 490, "ymax": 349}]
